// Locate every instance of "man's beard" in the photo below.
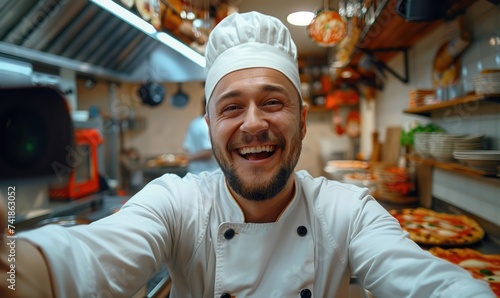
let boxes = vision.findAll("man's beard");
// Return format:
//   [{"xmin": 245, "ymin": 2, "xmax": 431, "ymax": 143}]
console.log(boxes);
[{"xmin": 212, "ymin": 126, "xmax": 302, "ymax": 202}]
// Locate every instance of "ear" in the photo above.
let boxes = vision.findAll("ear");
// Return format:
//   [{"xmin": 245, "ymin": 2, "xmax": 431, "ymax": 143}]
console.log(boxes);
[
  {"xmin": 204, "ymin": 114, "xmax": 213, "ymax": 141},
  {"xmin": 300, "ymin": 104, "xmax": 308, "ymax": 140}
]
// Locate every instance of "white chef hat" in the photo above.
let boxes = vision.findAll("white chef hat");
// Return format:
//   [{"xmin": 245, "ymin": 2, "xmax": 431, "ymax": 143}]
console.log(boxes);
[{"xmin": 204, "ymin": 11, "xmax": 302, "ymax": 108}]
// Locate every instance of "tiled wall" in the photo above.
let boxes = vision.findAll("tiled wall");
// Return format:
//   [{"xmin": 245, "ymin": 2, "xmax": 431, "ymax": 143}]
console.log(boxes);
[{"xmin": 432, "ymin": 168, "xmax": 500, "ymax": 225}]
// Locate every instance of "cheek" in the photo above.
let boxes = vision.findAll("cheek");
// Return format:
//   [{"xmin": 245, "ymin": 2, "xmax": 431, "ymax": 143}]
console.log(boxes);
[{"xmin": 212, "ymin": 121, "xmax": 233, "ymax": 145}]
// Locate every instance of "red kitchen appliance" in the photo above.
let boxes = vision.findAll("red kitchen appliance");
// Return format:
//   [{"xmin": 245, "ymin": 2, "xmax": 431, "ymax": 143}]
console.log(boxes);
[{"xmin": 49, "ymin": 128, "xmax": 103, "ymax": 200}]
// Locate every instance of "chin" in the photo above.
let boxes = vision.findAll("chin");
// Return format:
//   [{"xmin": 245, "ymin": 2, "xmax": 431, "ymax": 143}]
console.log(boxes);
[{"xmin": 226, "ymin": 166, "xmax": 292, "ymax": 201}]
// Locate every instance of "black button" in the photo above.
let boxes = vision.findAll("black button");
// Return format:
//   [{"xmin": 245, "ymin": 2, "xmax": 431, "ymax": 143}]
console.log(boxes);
[
  {"xmin": 224, "ymin": 228, "xmax": 235, "ymax": 240},
  {"xmin": 220, "ymin": 293, "xmax": 231, "ymax": 298},
  {"xmin": 300, "ymin": 288, "xmax": 312, "ymax": 298},
  {"xmin": 297, "ymin": 225, "xmax": 308, "ymax": 237}
]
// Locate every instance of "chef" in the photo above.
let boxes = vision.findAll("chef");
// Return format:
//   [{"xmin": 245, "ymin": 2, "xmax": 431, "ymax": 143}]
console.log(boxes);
[{"xmin": 0, "ymin": 11, "xmax": 495, "ymax": 298}]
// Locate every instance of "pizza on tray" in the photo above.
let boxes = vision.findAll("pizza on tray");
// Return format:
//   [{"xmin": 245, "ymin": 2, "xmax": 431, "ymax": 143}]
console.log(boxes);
[
  {"xmin": 389, "ymin": 208, "xmax": 485, "ymax": 246},
  {"xmin": 429, "ymin": 247, "xmax": 500, "ymax": 297}
]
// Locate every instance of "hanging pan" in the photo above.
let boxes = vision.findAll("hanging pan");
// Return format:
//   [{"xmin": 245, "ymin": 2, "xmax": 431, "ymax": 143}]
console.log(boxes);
[
  {"xmin": 171, "ymin": 83, "xmax": 189, "ymax": 108},
  {"xmin": 307, "ymin": 0, "xmax": 347, "ymax": 47},
  {"xmin": 138, "ymin": 81, "xmax": 165, "ymax": 106}
]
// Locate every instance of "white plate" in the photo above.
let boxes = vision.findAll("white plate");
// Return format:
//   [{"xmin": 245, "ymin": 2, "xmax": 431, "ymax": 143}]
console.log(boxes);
[{"xmin": 453, "ymin": 150, "xmax": 500, "ymax": 160}]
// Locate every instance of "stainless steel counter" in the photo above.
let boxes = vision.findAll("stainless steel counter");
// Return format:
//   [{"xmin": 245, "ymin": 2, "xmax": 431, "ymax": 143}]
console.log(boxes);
[{"xmin": 16, "ymin": 193, "xmax": 105, "ymax": 231}]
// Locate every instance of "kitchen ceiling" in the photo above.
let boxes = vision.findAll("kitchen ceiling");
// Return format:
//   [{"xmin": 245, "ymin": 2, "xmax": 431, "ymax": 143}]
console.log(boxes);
[
  {"xmin": 0, "ymin": 0, "xmax": 480, "ymax": 84},
  {"xmin": 0, "ymin": 0, "xmax": 205, "ymax": 83}
]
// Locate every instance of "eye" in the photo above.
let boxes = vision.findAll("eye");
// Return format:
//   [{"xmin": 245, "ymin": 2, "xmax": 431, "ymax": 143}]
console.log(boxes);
[
  {"xmin": 220, "ymin": 104, "xmax": 241, "ymax": 115},
  {"xmin": 265, "ymin": 99, "xmax": 281, "ymax": 106},
  {"xmin": 263, "ymin": 99, "xmax": 284, "ymax": 110}
]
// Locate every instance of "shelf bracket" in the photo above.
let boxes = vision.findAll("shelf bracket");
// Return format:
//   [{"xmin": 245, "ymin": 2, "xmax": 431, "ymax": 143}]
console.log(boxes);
[{"xmin": 360, "ymin": 47, "xmax": 410, "ymax": 84}]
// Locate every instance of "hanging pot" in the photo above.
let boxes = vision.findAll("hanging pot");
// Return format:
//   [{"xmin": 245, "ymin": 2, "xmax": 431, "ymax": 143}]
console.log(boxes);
[
  {"xmin": 138, "ymin": 81, "xmax": 165, "ymax": 106},
  {"xmin": 307, "ymin": 8, "xmax": 347, "ymax": 47},
  {"xmin": 170, "ymin": 83, "xmax": 189, "ymax": 108}
]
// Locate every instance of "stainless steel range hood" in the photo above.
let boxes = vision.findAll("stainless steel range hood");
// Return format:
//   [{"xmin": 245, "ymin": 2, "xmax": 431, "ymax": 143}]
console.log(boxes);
[{"xmin": 0, "ymin": 0, "xmax": 205, "ymax": 83}]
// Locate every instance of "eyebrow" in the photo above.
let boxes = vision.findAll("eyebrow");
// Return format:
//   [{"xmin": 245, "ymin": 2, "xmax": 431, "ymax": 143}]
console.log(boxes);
[
  {"xmin": 261, "ymin": 84, "xmax": 288, "ymax": 94},
  {"xmin": 215, "ymin": 84, "xmax": 290, "ymax": 107}
]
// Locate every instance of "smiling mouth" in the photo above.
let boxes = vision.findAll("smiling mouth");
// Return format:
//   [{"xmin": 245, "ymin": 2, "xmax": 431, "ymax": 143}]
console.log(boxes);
[{"xmin": 238, "ymin": 145, "xmax": 276, "ymax": 160}]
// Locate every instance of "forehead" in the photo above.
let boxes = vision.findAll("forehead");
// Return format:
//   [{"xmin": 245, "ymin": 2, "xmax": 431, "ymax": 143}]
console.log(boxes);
[{"xmin": 208, "ymin": 67, "xmax": 298, "ymax": 108}]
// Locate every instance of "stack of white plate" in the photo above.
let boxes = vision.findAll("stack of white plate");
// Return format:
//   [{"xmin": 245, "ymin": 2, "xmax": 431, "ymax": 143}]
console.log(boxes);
[
  {"xmin": 453, "ymin": 135, "xmax": 485, "ymax": 151},
  {"xmin": 414, "ymin": 132, "xmax": 431, "ymax": 157},
  {"xmin": 427, "ymin": 133, "xmax": 466, "ymax": 161},
  {"xmin": 453, "ymin": 150, "xmax": 500, "ymax": 172},
  {"xmin": 413, "ymin": 132, "xmax": 429, "ymax": 156},
  {"xmin": 473, "ymin": 71, "xmax": 500, "ymax": 95}
]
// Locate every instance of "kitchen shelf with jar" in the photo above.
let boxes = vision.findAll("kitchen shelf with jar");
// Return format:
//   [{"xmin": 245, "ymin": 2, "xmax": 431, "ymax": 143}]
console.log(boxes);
[{"xmin": 403, "ymin": 93, "xmax": 500, "ymax": 117}]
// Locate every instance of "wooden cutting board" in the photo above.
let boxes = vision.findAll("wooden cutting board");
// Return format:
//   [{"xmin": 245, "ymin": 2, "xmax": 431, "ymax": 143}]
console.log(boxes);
[{"xmin": 381, "ymin": 126, "xmax": 402, "ymax": 166}]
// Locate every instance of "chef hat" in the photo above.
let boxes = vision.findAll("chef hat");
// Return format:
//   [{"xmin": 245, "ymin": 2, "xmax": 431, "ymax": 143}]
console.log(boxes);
[{"xmin": 204, "ymin": 11, "xmax": 302, "ymax": 108}]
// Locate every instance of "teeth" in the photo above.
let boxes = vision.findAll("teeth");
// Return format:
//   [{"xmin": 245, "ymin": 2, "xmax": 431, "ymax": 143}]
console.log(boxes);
[{"xmin": 238, "ymin": 145, "xmax": 275, "ymax": 155}]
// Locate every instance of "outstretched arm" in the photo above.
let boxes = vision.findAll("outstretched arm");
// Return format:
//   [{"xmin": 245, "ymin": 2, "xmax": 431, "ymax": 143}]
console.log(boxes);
[{"xmin": 0, "ymin": 200, "xmax": 54, "ymax": 297}]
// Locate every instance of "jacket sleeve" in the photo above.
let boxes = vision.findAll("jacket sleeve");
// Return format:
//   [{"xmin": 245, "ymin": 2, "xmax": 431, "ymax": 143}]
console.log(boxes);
[
  {"xmin": 18, "ymin": 175, "xmax": 185, "ymax": 298},
  {"xmin": 347, "ymin": 194, "xmax": 495, "ymax": 298}
]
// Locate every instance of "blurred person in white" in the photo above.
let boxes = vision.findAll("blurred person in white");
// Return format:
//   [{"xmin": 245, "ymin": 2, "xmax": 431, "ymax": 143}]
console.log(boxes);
[
  {"xmin": 0, "ymin": 11, "xmax": 495, "ymax": 298},
  {"xmin": 183, "ymin": 97, "xmax": 219, "ymax": 174}
]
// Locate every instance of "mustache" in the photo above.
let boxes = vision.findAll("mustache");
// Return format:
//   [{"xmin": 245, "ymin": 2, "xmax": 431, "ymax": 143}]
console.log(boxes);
[{"xmin": 229, "ymin": 131, "xmax": 284, "ymax": 150}]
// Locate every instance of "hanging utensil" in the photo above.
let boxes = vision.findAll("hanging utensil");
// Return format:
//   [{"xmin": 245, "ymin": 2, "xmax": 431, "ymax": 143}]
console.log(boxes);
[
  {"xmin": 171, "ymin": 83, "xmax": 189, "ymax": 108},
  {"xmin": 307, "ymin": 0, "xmax": 347, "ymax": 47},
  {"xmin": 138, "ymin": 81, "xmax": 165, "ymax": 106},
  {"xmin": 138, "ymin": 54, "xmax": 165, "ymax": 106}
]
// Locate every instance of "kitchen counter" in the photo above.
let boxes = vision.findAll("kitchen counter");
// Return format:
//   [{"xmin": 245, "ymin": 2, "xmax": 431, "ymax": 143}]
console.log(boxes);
[{"xmin": 16, "ymin": 192, "xmax": 105, "ymax": 231}]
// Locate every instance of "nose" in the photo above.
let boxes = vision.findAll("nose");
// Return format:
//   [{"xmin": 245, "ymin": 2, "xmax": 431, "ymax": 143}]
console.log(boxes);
[{"xmin": 240, "ymin": 104, "xmax": 269, "ymax": 135}]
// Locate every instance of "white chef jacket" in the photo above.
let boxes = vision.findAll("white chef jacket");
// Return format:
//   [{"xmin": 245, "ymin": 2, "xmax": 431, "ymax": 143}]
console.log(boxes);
[
  {"xmin": 21, "ymin": 170, "xmax": 494, "ymax": 298},
  {"xmin": 183, "ymin": 116, "xmax": 219, "ymax": 174}
]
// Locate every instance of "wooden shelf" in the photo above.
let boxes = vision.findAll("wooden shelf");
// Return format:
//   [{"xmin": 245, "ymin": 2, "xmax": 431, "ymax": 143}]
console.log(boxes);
[
  {"xmin": 408, "ymin": 155, "xmax": 500, "ymax": 187},
  {"xmin": 403, "ymin": 94, "xmax": 500, "ymax": 117}
]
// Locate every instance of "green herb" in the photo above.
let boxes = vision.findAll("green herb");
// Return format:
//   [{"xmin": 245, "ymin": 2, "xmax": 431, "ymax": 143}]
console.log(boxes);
[
  {"xmin": 400, "ymin": 122, "xmax": 445, "ymax": 146},
  {"xmin": 480, "ymin": 269, "xmax": 493, "ymax": 276}
]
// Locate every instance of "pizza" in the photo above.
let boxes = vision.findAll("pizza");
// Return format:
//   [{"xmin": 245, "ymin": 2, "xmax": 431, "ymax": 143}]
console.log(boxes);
[
  {"xmin": 389, "ymin": 208, "xmax": 484, "ymax": 246},
  {"xmin": 429, "ymin": 247, "xmax": 500, "ymax": 297}
]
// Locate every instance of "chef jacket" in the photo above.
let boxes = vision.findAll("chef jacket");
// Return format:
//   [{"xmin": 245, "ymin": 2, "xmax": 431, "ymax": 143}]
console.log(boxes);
[
  {"xmin": 21, "ymin": 169, "xmax": 494, "ymax": 297},
  {"xmin": 183, "ymin": 115, "xmax": 219, "ymax": 174}
]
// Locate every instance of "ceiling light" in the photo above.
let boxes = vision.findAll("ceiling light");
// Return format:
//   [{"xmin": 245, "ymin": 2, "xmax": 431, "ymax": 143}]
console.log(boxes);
[
  {"xmin": 90, "ymin": 0, "xmax": 157, "ymax": 34},
  {"xmin": 90, "ymin": 0, "xmax": 205, "ymax": 68},
  {"xmin": 287, "ymin": 11, "xmax": 315, "ymax": 26}
]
